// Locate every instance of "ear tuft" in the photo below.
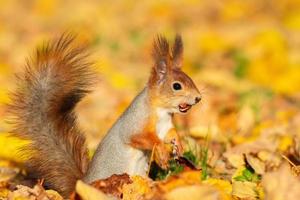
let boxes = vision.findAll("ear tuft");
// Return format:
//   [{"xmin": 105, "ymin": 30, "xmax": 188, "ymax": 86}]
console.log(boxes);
[
  {"xmin": 172, "ymin": 34, "xmax": 183, "ymax": 68},
  {"xmin": 152, "ymin": 35, "xmax": 170, "ymax": 64},
  {"xmin": 149, "ymin": 35, "xmax": 171, "ymax": 85}
]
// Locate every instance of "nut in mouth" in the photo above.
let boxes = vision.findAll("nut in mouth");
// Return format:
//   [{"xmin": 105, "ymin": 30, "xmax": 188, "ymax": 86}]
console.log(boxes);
[{"xmin": 178, "ymin": 103, "xmax": 192, "ymax": 113}]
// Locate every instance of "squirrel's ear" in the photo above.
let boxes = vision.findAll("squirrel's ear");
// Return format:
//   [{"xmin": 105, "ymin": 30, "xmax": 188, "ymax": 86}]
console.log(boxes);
[
  {"xmin": 150, "ymin": 35, "xmax": 171, "ymax": 85},
  {"xmin": 172, "ymin": 34, "xmax": 183, "ymax": 69}
]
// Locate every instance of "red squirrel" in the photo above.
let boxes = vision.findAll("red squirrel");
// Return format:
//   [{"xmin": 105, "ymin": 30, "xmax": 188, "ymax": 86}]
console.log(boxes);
[{"xmin": 9, "ymin": 34, "xmax": 201, "ymax": 197}]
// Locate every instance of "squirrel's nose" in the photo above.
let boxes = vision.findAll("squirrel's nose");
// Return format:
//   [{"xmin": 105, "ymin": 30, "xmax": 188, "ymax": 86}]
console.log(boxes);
[{"xmin": 195, "ymin": 96, "xmax": 201, "ymax": 104}]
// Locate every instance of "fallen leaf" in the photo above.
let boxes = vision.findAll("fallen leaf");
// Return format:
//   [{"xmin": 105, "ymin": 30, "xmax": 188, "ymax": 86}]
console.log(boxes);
[
  {"xmin": 257, "ymin": 151, "xmax": 281, "ymax": 171},
  {"xmin": 165, "ymin": 185, "xmax": 221, "ymax": 200},
  {"xmin": 158, "ymin": 171, "xmax": 202, "ymax": 192},
  {"xmin": 232, "ymin": 181, "xmax": 259, "ymax": 199},
  {"xmin": 122, "ymin": 176, "xmax": 151, "ymax": 200},
  {"xmin": 76, "ymin": 180, "xmax": 113, "ymax": 200},
  {"xmin": 202, "ymin": 178, "xmax": 232, "ymax": 196},
  {"xmin": 7, "ymin": 184, "xmax": 53, "ymax": 200},
  {"xmin": 91, "ymin": 173, "xmax": 132, "ymax": 198},
  {"xmin": 225, "ymin": 154, "xmax": 245, "ymax": 168},
  {"xmin": 246, "ymin": 154, "xmax": 265, "ymax": 174}
]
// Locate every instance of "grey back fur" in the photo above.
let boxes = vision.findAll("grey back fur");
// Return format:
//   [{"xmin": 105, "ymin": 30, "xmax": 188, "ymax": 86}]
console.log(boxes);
[{"xmin": 84, "ymin": 87, "xmax": 151, "ymax": 182}]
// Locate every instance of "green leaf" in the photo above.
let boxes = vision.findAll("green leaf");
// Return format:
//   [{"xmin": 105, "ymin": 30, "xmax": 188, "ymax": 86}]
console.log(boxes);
[
  {"xmin": 234, "ymin": 175, "xmax": 248, "ymax": 182},
  {"xmin": 234, "ymin": 167, "xmax": 261, "ymax": 183},
  {"xmin": 242, "ymin": 168, "xmax": 254, "ymax": 181},
  {"xmin": 183, "ymin": 151, "xmax": 198, "ymax": 165}
]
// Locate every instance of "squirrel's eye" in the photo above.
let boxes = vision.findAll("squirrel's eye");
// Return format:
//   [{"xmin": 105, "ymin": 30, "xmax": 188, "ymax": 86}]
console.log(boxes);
[{"xmin": 172, "ymin": 82, "xmax": 182, "ymax": 90}]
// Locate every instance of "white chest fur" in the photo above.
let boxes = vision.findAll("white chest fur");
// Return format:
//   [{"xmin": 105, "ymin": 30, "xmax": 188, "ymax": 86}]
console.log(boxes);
[{"xmin": 156, "ymin": 108, "xmax": 173, "ymax": 140}]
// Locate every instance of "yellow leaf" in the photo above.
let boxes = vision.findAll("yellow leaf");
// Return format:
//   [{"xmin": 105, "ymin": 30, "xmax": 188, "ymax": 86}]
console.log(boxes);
[
  {"xmin": 0, "ymin": 133, "xmax": 29, "ymax": 162},
  {"xmin": 165, "ymin": 185, "xmax": 222, "ymax": 200},
  {"xmin": 232, "ymin": 166, "xmax": 246, "ymax": 181},
  {"xmin": 202, "ymin": 178, "xmax": 232, "ymax": 200},
  {"xmin": 122, "ymin": 175, "xmax": 151, "ymax": 200},
  {"xmin": 159, "ymin": 171, "xmax": 202, "ymax": 192},
  {"xmin": 232, "ymin": 181, "xmax": 258, "ymax": 199}
]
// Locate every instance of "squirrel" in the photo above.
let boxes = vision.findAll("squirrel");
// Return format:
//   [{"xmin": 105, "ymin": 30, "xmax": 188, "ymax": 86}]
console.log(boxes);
[{"xmin": 8, "ymin": 33, "xmax": 201, "ymax": 198}]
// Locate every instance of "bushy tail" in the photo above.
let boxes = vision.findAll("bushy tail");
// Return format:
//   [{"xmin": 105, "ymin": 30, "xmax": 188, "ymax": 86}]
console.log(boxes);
[{"xmin": 8, "ymin": 34, "xmax": 94, "ymax": 197}]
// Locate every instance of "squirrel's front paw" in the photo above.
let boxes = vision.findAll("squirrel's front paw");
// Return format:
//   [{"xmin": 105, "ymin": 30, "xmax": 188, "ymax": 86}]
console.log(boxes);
[{"xmin": 154, "ymin": 143, "xmax": 170, "ymax": 169}]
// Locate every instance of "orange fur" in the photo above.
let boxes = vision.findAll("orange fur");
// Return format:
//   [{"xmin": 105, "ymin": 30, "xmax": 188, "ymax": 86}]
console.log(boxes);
[
  {"xmin": 129, "ymin": 116, "xmax": 160, "ymax": 150},
  {"xmin": 129, "ymin": 114, "xmax": 171, "ymax": 169}
]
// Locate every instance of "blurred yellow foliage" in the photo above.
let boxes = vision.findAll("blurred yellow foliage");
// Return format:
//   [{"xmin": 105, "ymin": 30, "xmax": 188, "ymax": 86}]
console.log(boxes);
[
  {"xmin": 248, "ymin": 29, "xmax": 300, "ymax": 94},
  {"xmin": 198, "ymin": 32, "xmax": 229, "ymax": 54},
  {"xmin": 285, "ymin": 12, "xmax": 300, "ymax": 30},
  {"xmin": 0, "ymin": 133, "xmax": 28, "ymax": 162}
]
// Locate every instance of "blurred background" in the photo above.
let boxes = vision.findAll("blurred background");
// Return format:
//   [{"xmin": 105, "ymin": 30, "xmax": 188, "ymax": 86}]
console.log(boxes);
[{"xmin": 0, "ymin": 0, "xmax": 299, "ymax": 151}]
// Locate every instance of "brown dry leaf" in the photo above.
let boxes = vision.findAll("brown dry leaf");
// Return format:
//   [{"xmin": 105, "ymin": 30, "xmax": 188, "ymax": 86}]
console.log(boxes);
[
  {"xmin": 262, "ymin": 164, "xmax": 300, "ymax": 200},
  {"xmin": 224, "ymin": 126, "xmax": 284, "ymax": 169},
  {"xmin": 246, "ymin": 154, "xmax": 265, "ymax": 174},
  {"xmin": 165, "ymin": 185, "xmax": 221, "ymax": 200},
  {"xmin": 257, "ymin": 151, "xmax": 282, "ymax": 171},
  {"xmin": 232, "ymin": 181, "xmax": 259, "ymax": 199},
  {"xmin": 225, "ymin": 137, "xmax": 277, "ymax": 160},
  {"xmin": 76, "ymin": 180, "xmax": 114, "ymax": 200},
  {"xmin": 91, "ymin": 173, "xmax": 132, "ymax": 198},
  {"xmin": 7, "ymin": 184, "xmax": 52, "ymax": 200}
]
